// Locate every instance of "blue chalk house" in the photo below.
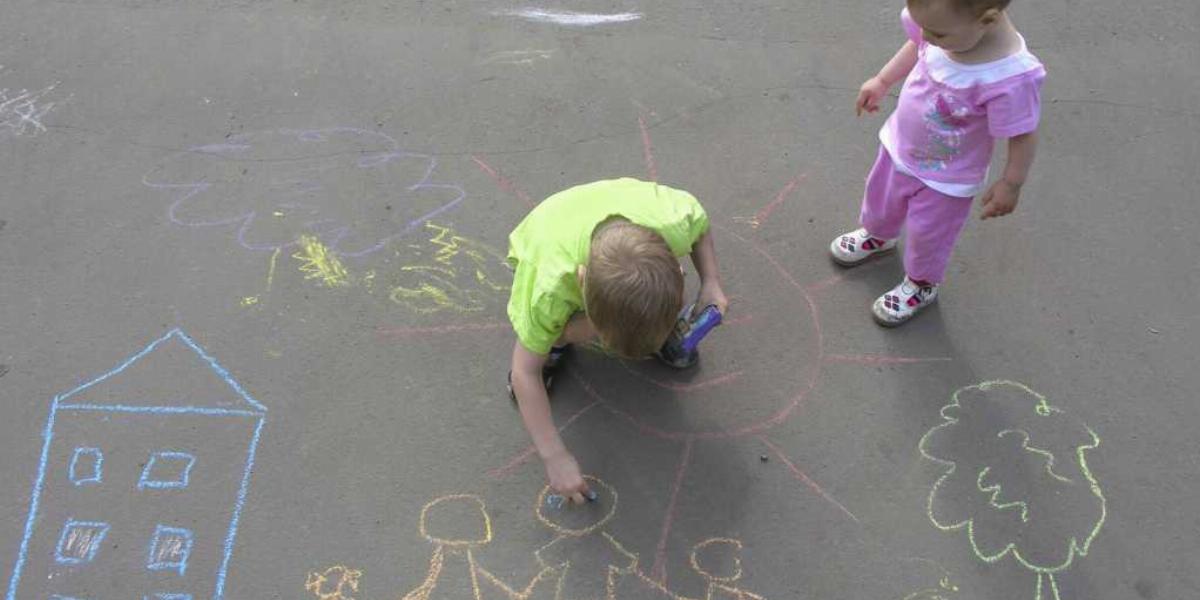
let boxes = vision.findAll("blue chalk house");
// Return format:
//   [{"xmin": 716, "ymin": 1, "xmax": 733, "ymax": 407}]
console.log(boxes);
[{"xmin": 6, "ymin": 329, "xmax": 267, "ymax": 600}]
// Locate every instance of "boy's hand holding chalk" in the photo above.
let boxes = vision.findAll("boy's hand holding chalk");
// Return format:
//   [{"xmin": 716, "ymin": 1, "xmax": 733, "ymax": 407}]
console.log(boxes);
[{"xmin": 546, "ymin": 489, "xmax": 599, "ymax": 509}]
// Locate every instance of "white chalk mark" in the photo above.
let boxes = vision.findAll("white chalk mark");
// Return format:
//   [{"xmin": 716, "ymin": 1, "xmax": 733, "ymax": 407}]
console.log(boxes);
[
  {"xmin": 479, "ymin": 49, "xmax": 556, "ymax": 66},
  {"xmin": 496, "ymin": 8, "xmax": 643, "ymax": 27},
  {"xmin": 0, "ymin": 67, "xmax": 60, "ymax": 137}
]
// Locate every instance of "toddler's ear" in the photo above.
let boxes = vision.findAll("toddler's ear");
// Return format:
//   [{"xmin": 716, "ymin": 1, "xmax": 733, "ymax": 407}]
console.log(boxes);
[
  {"xmin": 979, "ymin": 8, "xmax": 1001, "ymax": 25},
  {"xmin": 576, "ymin": 264, "xmax": 587, "ymax": 287}
]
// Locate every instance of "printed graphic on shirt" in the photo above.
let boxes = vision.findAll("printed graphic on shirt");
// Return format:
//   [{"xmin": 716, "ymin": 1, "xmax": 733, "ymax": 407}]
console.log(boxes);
[{"xmin": 911, "ymin": 93, "xmax": 970, "ymax": 173}]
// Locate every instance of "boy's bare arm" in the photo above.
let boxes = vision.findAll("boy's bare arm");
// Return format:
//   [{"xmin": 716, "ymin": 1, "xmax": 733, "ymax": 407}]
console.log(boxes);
[
  {"xmin": 981, "ymin": 131, "xmax": 1038, "ymax": 220},
  {"xmin": 690, "ymin": 230, "xmax": 729, "ymax": 314},
  {"xmin": 511, "ymin": 341, "xmax": 591, "ymax": 503},
  {"xmin": 857, "ymin": 41, "xmax": 919, "ymax": 116}
]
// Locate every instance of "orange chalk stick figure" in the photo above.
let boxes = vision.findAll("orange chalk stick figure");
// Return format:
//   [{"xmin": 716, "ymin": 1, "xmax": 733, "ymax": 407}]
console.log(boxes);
[
  {"xmin": 403, "ymin": 495, "xmax": 494, "ymax": 600},
  {"xmin": 689, "ymin": 539, "xmax": 763, "ymax": 600},
  {"xmin": 533, "ymin": 477, "xmax": 637, "ymax": 600}
]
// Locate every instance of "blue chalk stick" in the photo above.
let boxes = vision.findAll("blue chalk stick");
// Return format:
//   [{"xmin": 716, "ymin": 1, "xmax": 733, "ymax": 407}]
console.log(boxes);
[{"xmin": 545, "ymin": 490, "xmax": 597, "ymax": 509}]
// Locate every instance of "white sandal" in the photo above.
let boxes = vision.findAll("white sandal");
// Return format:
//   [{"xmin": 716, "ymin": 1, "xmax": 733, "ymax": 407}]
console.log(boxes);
[
  {"xmin": 872, "ymin": 276, "xmax": 939, "ymax": 327},
  {"xmin": 830, "ymin": 228, "xmax": 897, "ymax": 267}
]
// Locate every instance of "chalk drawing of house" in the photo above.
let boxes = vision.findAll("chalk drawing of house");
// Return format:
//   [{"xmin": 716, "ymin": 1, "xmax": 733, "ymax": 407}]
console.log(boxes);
[{"xmin": 5, "ymin": 329, "xmax": 267, "ymax": 600}]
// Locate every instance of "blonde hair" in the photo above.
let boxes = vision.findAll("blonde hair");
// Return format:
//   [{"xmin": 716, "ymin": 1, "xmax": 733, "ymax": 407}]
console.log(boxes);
[{"xmin": 585, "ymin": 219, "xmax": 684, "ymax": 358}]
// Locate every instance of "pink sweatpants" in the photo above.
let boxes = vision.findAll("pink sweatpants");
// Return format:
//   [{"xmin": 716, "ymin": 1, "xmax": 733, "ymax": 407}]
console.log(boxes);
[{"xmin": 859, "ymin": 147, "xmax": 973, "ymax": 284}]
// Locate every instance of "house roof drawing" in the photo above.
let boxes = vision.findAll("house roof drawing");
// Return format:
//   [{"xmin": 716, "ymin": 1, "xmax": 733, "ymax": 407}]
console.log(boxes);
[{"xmin": 55, "ymin": 329, "xmax": 266, "ymax": 415}]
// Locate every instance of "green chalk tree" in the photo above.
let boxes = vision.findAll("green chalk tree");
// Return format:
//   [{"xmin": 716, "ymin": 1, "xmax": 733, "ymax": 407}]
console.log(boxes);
[{"xmin": 919, "ymin": 381, "xmax": 1106, "ymax": 600}]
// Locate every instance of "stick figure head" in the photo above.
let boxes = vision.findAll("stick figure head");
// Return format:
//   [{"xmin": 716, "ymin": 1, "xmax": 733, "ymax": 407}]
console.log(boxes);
[
  {"xmin": 690, "ymin": 538, "xmax": 744, "ymax": 583},
  {"xmin": 419, "ymin": 494, "xmax": 493, "ymax": 547},
  {"xmin": 535, "ymin": 476, "xmax": 617, "ymax": 536}
]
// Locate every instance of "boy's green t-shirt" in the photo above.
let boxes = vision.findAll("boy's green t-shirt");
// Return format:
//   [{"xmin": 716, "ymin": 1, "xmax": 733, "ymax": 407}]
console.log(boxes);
[{"xmin": 507, "ymin": 178, "xmax": 710, "ymax": 355}]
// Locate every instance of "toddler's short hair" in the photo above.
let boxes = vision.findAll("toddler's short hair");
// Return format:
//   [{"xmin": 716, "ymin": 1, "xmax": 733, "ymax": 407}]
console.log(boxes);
[
  {"xmin": 585, "ymin": 219, "xmax": 684, "ymax": 358},
  {"xmin": 910, "ymin": 0, "xmax": 1012, "ymax": 16}
]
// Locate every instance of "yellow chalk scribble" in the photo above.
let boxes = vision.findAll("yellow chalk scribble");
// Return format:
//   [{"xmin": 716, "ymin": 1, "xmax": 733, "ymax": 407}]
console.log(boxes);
[
  {"xmin": 266, "ymin": 246, "xmax": 280, "ymax": 292},
  {"xmin": 306, "ymin": 565, "xmax": 363, "ymax": 600},
  {"xmin": 387, "ymin": 222, "xmax": 511, "ymax": 314},
  {"xmin": 389, "ymin": 267, "xmax": 480, "ymax": 314},
  {"xmin": 427, "ymin": 222, "xmax": 509, "ymax": 290},
  {"xmin": 898, "ymin": 560, "xmax": 959, "ymax": 600},
  {"xmin": 283, "ymin": 222, "xmax": 510, "ymax": 313},
  {"xmin": 240, "ymin": 247, "xmax": 282, "ymax": 308},
  {"xmin": 295, "ymin": 234, "xmax": 351, "ymax": 287}
]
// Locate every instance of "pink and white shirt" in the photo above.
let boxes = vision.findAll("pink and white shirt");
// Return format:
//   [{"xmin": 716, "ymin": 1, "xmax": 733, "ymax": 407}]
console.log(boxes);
[{"xmin": 880, "ymin": 8, "xmax": 1046, "ymax": 198}]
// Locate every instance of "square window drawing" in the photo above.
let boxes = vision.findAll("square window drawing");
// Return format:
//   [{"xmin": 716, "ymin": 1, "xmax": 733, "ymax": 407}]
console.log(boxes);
[
  {"xmin": 147, "ymin": 526, "xmax": 194, "ymax": 576},
  {"xmin": 138, "ymin": 452, "xmax": 196, "ymax": 490},
  {"xmin": 68, "ymin": 448, "xmax": 103, "ymax": 486},
  {"xmin": 54, "ymin": 520, "xmax": 110, "ymax": 565}
]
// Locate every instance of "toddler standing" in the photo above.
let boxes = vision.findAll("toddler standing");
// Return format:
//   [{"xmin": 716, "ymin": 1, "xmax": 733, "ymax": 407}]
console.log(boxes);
[{"xmin": 832, "ymin": 0, "xmax": 1045, "ymax": 326}]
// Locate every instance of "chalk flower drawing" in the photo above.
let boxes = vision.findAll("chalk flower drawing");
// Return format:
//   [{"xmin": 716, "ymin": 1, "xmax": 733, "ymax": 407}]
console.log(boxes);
[
  {"xmin": 143, "ymin": 128, "xmax": 465, "ymax": 258},
  {"xmin": 919, "ymin": 381, "xmax": 1106, "ymax": 600},
  {"xmin": 0, "ymin": 67, "xmax": 59, "ymax": 137}
]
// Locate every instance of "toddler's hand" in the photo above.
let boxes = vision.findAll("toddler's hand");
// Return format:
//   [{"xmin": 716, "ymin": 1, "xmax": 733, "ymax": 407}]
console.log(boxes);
[
  {"xmin": 980, "ymin": 179, "xmax": 1022, "ymax": 220},
  {"xmin": 544, "ymin": 451, "xmax": 590, "ymax": 505},
  {"xmin": 856, "ymin": 77, "xmax": 890, "ymax": 117}
]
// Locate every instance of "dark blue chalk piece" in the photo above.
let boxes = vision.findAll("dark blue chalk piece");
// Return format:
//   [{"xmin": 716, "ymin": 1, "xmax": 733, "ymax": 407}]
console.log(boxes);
[{"xmin": 545, "ymin": 490, "xmax": 598, "ymax": 509}]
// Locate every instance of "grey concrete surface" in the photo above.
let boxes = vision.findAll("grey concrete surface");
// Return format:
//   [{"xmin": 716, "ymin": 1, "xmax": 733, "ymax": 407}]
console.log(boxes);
[{"xmin": 1, "ymin": 1, "xmax": 1197, "ymax": 599}]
